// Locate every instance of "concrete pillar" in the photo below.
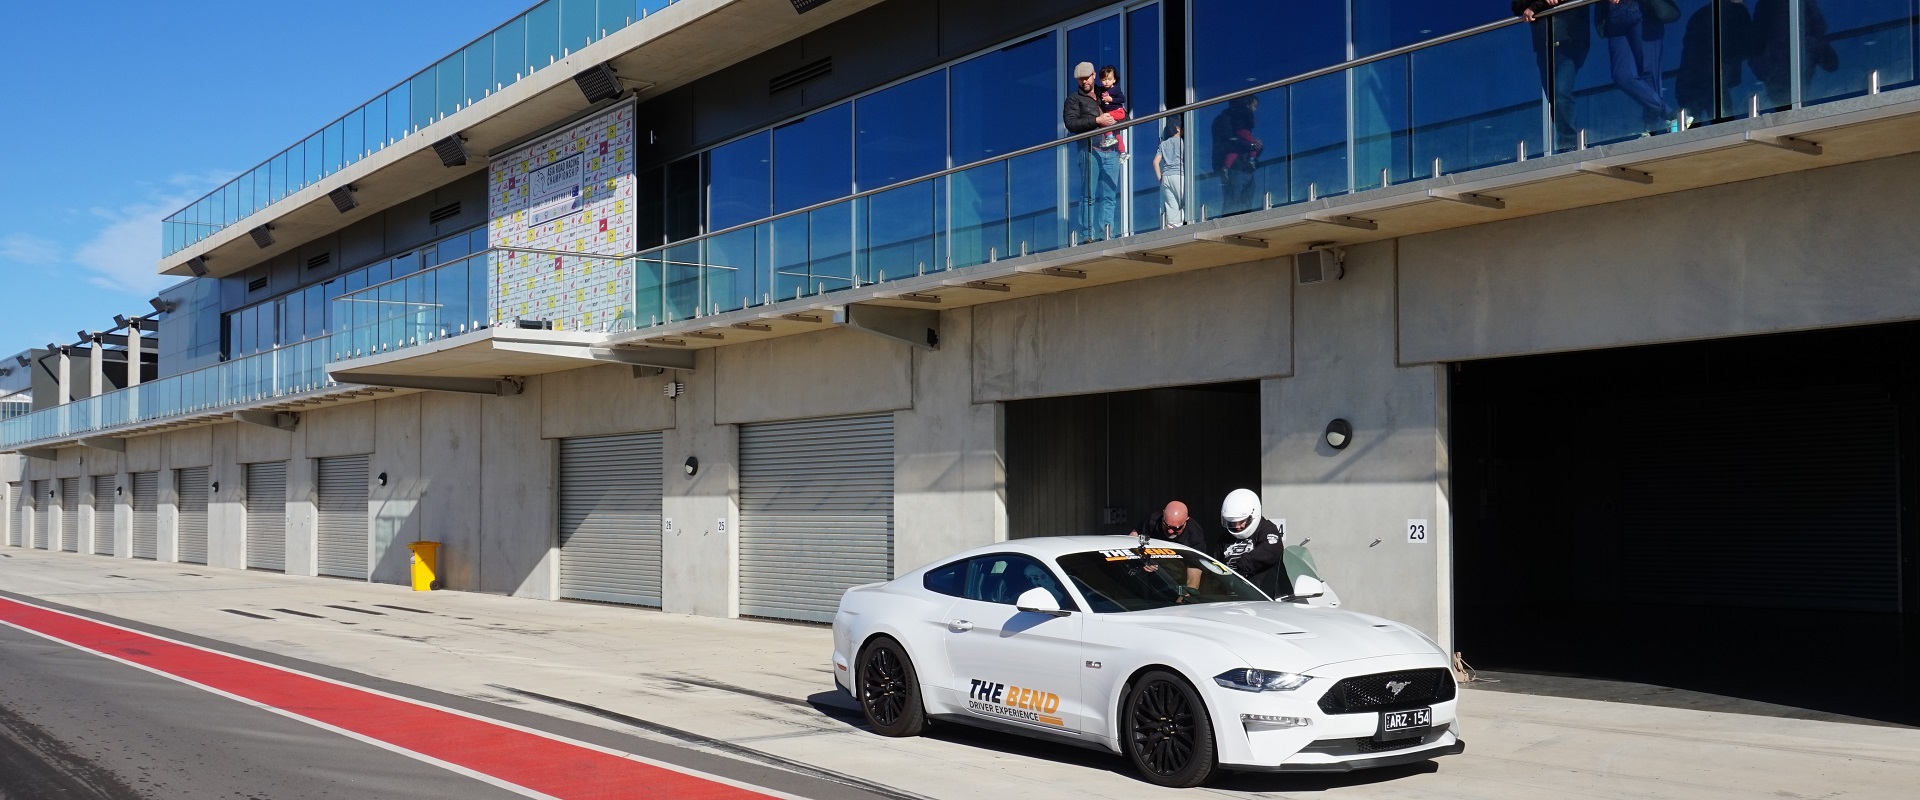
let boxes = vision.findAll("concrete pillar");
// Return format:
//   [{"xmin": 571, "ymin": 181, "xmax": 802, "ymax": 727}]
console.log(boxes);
[
  {"xmin": 126, "ymin": 325, "xmax": 143, "ymax": 387},
  {"xmin": 372, "ymin": 394, "xmax": 424, "ymax": 586},
  {"xmin": 56, "ymin": 348, "xmax": 70, "ymax": 405},
  {"xmin": 88, "ymin": 338, "xmax": 104, "ymax": 399},
  {"xmin": 663, "ymin": 352, "xmax": 739, "ymax": 618},
  {"xmin": 287, "ymin": 420, "xmax": 316, "ymax": 577},
  {"xmin": 479, "ymin": 376, "xmax": 556, "ymax": 598},
  {"xmin": 1263, "ymin": 240, "xmax": 1451, "ymax": 647},
  {"xmin": 894, "ymin": 307, "xmax": 1006, "ymax": 575}
]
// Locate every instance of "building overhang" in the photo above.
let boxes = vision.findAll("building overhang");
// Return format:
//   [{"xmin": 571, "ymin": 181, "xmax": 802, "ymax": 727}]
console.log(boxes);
[
  {"xmin": 325, "ymin": 328, "xmax": 699, "ymax": 391},
  {"xmin": 159, "ymin": 0, "xmax": 887, "ymax": 280}
]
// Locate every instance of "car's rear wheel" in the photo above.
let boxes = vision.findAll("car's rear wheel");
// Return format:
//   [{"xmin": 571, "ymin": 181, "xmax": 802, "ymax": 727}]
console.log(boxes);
[
  {"xmin": 1123, "ymin": 670, "xmax": 1217, "ymax": 788},
  {"xmin": 857, "ymin": 637, "xmax": 926, "ymax": 737}
]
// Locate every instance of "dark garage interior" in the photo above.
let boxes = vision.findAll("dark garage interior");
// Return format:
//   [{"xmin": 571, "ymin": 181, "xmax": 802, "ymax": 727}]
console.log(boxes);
[
  {"xmin": 1006, "ymin": 382, "xmax": 1260, "ymax": 541},
  {"xmin": 1452, "ymin": 322, "xmax": 1920, "ymax": 725}
]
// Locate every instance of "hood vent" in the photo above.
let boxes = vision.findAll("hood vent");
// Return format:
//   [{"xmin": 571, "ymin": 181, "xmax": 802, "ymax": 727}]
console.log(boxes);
[
  {"xmin": 769, "ymin": 57, "xmax": 832, "ymax": 96},
  {"xmin": 429, "ymin": 202, "xmax": 462, "ymax": 225}
]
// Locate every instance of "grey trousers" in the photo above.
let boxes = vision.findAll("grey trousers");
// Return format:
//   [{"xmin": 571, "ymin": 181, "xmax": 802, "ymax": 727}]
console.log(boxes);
[{"xmin": 1160, "ymin": 174, "xmax": 1186, "ymax": 227}]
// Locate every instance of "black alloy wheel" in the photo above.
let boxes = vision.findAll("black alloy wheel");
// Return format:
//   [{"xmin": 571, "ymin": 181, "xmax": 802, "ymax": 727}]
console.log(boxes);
[
  {"xmin": 857, "ymin": 637, "xmax": 926, "ymax": 737},
  {"xmin": 1123, "ymin": 670, "xmax": 1217, "ymax": 787}
]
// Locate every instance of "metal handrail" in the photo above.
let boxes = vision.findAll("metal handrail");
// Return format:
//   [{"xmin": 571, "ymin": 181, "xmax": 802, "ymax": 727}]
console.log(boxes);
[{"xmin": 661, "ymin": 0, "xmax": 1605, "ymax": 248}]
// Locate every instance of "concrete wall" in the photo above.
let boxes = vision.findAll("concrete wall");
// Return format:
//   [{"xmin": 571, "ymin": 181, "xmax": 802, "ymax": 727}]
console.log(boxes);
[{"xmin": 1400, "ymin": 153, "xmax": 1920, "ymax": 364}]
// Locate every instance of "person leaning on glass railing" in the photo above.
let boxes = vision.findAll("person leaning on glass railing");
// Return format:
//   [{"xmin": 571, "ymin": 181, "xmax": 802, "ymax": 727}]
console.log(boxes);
[{"xmin": 1514, "ymin": 0, "xmax": 1592, "ymax": 152}]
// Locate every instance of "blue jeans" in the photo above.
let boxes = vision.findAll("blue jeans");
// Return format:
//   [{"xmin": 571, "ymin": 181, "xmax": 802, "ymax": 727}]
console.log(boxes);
[
  {"xmin": 1081, "ymin": 146, "xmax": 1120, "ymax": 241},
  {"xmin": 1604, "ymin": 0, "xmax": 1672, "ymax": 131}
]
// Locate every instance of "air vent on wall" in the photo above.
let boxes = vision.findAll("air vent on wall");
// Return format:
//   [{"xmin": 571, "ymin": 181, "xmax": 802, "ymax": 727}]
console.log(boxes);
[
  {"xmin": 429, "ymin": 202, "xmax": 463, "ymax": 225},
  {"xmin": 306, "ymin": 252, "xmax": 332, "ymax": 270},
  {"xmin": 248, "ymin": 276, "xmax": 269, "ymax": 293},
  {"xmin": 769, "ymin": 57, "xmax": 832, "ymax": 96}
]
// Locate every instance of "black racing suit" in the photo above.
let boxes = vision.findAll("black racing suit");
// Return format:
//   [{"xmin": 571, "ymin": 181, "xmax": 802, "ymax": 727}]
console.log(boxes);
[
  {"xmin": 1211, "ymin": 518, "xmax": 1287, "ymax": 597},
  {"xmin": 1137, "ymin": 512, "xmax": 1210, "ymax": 554}
]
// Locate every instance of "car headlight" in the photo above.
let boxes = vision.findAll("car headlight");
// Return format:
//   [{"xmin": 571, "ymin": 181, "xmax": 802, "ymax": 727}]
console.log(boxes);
[{"xmin": 1213, "ymin": 668, "xmax": 1312, "ymax": 692}]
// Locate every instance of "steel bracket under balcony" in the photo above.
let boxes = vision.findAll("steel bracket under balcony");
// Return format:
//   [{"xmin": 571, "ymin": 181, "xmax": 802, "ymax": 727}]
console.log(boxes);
[
  {"xmin": 336, "ymin": 373, "xmax": 525, "ymax": 397},
  {"xmin": 834, "ymin": 305, "xmax": 940, "ymax": 351},
  {"xmin": 233, "ymin": 410, "xmax": 299, "ymax": 432},
  {"xmin": 77, "ymin": 437, "xmax": 126, "ymax": 452}
]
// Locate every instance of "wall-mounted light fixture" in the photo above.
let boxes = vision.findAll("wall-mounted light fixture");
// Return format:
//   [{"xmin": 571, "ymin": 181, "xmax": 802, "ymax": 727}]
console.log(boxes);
[
  {"xmin": 1324, "ymin": 419, "xmax": 1354, "ymax": 450},
  {"xmin": 682, "ymin": 456, "xmax": 699, "ymax": 477},
  {"xmin": 116, "ymin": 486, "xmax": 123, "ymax": 496},
  {"xmin": 377, "ymin": 472, "xmax": 389, "ymax": 487},
  {"xmin": 211, "ymin": 481, "xmax": 220, "ymax": 493}
]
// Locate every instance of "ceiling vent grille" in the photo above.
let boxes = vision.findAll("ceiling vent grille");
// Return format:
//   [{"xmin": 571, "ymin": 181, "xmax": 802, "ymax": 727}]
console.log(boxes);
[
  {"xmin": 574, "ymin": 63, "xmax": 622, "ymax": 104},
  {"xmin": 248, "ymin": 276, "xmax": 269, "ymax": 293},
  {"xmin": 769, "ymin": 57, "xmax": 832, "ymax": 96},
  {"xmin": 429, "ymin": 202, "xmax": 463, "ymax": 225},
  {"xmin": 306, "ymin": 252, "xmax": 332, "ymax": 270}
]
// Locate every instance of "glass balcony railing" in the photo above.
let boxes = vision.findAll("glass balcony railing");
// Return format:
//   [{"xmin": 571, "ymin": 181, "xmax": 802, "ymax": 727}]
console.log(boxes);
[
  {"xmin": 161, "ymin": 1, "xmax": 681, "ymax": 258},
  {"xmin": 628, "ymin": 0, "xmax": 1918, "ymax": 322},
  {"xmin": 0, "ymin": 338, "xmax": 337, "ymax": 450},
  {"xmin": 328, "ymin": 248, "xmax": 634, "ymax": 361}
]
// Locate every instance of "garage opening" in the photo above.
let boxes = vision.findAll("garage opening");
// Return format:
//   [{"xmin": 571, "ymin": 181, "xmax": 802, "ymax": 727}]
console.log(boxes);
[
  {"xmin": 1006, "ymin": 382, "xmax": 1261, "ymax": 540},
  {"xmin": 1452, "ymin": 322, "xmax": 1920, "ymax": 724}
]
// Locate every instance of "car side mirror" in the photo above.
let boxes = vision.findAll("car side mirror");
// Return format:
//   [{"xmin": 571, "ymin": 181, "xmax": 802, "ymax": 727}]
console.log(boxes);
[
  {"xmin": 1015, "ymin": 588, "xmax": 1070, "ymax": 617},
  {"xmin": 1290, "ymin": 575, "xmax": 1326, "ymax": 600}
]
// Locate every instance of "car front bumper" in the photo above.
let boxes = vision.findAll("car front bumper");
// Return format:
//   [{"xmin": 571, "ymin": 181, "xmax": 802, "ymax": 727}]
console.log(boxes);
[
  {"xmin": 1204, "ymin": 654, "xmax": 1462, "ymax": 771},
  {"xmin": 1231, "ymin": 736, "xmax": 1466, "ymax": 772}
]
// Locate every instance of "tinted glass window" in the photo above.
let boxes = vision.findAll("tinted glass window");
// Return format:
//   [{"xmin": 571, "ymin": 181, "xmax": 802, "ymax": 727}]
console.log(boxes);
[
  {"xmin": 665, "ymin": 157, "xmax": 702, "ymax": 242},
  {"xmin": 924, "ymin": 561, "xmax": 965, "ymax": 596},
  {"xmin": 1352, "ymin": 0, "xmax": 1509, "ymax": 56},
  {"xmin": 962, "ymin": 554, "xmax": 1074, "ymax": 609},
  {"xmin": 856, "ymin": 72, "xmax": 947, "ymax": 190},
  {"xmin": 1057, "ymin": 547, "xmax": 1268, "ymax": 612},
  {"xmin": 774, "ymin": 104, "xmax": 852, "ymax": 214},
  {"xmin": 1191, "ymin": 0, "xmax": 1345, "ymax": 101},
  {"xmin": 951, "ymin": 32, "xmax": 1057, "ymax": 164},
  {"xmin": 708, "ymin": 131, "xmax": 771, "ymax": 232}
]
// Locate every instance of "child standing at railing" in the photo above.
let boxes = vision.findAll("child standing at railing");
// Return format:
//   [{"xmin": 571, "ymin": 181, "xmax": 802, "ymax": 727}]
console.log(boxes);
[{"xmin": 1097, "ymin": 65, "xmax": 1129, "ymax": 154}]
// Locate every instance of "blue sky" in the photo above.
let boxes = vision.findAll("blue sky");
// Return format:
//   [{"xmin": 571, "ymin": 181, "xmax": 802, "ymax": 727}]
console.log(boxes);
[{"xmin": 0, "ymin": 0, "xmax": 533, "ymax": 353}]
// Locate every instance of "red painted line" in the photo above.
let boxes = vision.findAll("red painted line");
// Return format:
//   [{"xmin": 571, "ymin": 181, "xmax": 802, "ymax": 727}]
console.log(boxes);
[{"xmin": 0, "ymin": 596, "xmax": 780, "ymax": 800}]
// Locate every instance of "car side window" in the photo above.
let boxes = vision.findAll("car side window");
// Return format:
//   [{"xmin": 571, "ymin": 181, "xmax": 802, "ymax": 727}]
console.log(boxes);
[
  {"xmin": 962, "ymin": 554, "xmax": 1075, "ymax": 610},
  {"xmin": 923, "ymin": 560, "xmax": 965, "ymax": 597}
]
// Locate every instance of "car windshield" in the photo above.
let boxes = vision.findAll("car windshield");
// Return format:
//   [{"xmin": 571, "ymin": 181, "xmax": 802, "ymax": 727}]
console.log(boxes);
[{"xmin": 1056, "ymin": 546, "xmax": 1270, "ymax": 612}]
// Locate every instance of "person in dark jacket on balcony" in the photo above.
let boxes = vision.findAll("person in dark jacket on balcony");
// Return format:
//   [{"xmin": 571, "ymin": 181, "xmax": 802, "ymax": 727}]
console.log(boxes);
[
  {"xmin": 1514, "ymin": 0, "xmax": 1592, "ymax": 152},
  {"xmin": 1064, "ymin": 61, "xmax": 1121, "ymax": 243}
]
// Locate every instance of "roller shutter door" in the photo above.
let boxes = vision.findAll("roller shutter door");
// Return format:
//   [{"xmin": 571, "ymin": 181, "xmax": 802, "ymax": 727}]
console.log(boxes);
[
  {"xmin": 739, "ymin": 414, "xmax": 894, "ymax": 623},
  {"xmin": 246, "ymin": 462, "xmax": 287, "ymax": 572},
  {"xmin": 59, "ymin": 478, "xmax": 79, "ymax": 552},
  {"xmin": 92, "ymin": 475, "xmax": 115, "ymax": 556},
  {"xmin": 32, "ymin": 480, "xmax": 48, "ymax": 549},
  {"xmin": 131, "ymin": 472, "xmax": 158, "ymax": 559},
  {"xmin": 7, "ymin": 482, "xmax": 21, "ymax": 547},
  {"xmin": 317, "ymin": 456, "xmax": 369, "ymax": 580},
  {"xmin": 176, "ymin": 467, "xmax": 209, "ymax": 564},
  {"xmin": 559, "ymin": 433, "xmax": 665, "ymax": 606}
]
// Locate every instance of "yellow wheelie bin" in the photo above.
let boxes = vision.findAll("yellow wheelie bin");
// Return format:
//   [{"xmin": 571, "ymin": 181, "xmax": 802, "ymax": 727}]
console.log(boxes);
[{"xmin": 407, "ymin": 541, "xmax": 441, "ymax": 591}]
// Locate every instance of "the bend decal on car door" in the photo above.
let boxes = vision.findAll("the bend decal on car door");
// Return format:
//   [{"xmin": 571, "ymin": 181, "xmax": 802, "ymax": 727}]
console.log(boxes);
[{"xmin": 966, "ymin": 678, "xmax": 1065, "ymax": 727}]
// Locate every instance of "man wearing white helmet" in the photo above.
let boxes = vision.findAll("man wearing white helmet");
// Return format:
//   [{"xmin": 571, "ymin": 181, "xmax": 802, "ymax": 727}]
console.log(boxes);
[{"xmin": 1213, "ymin": 488, "xmax": 1287, "ymax": 596}]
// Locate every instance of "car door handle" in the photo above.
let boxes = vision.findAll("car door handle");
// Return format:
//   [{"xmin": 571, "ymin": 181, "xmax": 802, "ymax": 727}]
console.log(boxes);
[{"xmin": 947, "ymin": 619, "xmax": 973, "ymax": 632}]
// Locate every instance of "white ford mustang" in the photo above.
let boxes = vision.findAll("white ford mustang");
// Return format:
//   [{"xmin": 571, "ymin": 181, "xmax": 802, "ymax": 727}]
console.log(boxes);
[{"xmin": 831, "ymin": 536, "xmax": 1463, "ymax": 787}]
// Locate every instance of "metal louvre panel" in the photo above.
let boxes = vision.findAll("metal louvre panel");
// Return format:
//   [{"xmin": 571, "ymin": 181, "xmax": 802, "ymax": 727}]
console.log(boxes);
[
  {"xmin": 739, "ymin": 414, "xmax": 893, "ymax": 623},
  {"xmin": 59, "ymin": 478, "xmax": 79, "ymax": 552},
  {"xmin": 7, "ymin": 483, "xmax": 21, "ymax": 547},
  {"xmin": 246, "ymin": 462, "xmax": 288, "ymax": 572},
  {"xmin": 1620, "ymin": 387, "xmax": 1900, "ymax": 612},
  {"xmin": 131, "ymin": 473, "xmax": 158, "ymax": 559},
  {"xmin": 32, "ymin": 481, "xmax": 47, "ymax": 549},
  {"xmin": 316, "ymin": 456, "xmax": 369, "ymax": 579},
  {"xmin": 176, "ymin": 467, "xmax": 209, "ymax": 564},
  {"xmin": 92, "ymin": 475, "xmax": 115, "ymax": 556},
  {"xmin": 558, "ymin": 433, "xmax": 664, "ymax": 607}
]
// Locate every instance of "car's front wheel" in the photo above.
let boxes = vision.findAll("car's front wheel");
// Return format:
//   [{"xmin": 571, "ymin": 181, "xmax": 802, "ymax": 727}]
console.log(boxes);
[
  {"xmin": 1122, "ymin": 670, "xmax": 1217, "ymax": 788},
  {"xmin": 857, "ymin": 637, "xmax": 926, "ymax": 737}
]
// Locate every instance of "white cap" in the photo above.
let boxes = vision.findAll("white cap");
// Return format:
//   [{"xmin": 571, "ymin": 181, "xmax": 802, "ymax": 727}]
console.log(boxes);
[{"xmin": 1073, "ymin": 62, "xmax": 1095, "ymax": 80}]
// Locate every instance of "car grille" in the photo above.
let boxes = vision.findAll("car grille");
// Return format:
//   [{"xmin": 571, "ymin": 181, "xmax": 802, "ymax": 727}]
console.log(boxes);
[
  {"xmin": 1299, "ymin": 728, "xmax": 1449, "ymax": 757},
  {"xmin": 1358, "ymin": 735, "xmax": 1427, "ymax": 753},
  {"xmin": 1315, "ymin": 668, "xmax": 1456, "ymax": 715}
]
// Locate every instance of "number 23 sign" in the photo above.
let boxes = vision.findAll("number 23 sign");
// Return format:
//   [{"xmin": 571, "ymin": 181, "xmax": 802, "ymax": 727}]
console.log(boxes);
[{"xmin": 1406, "ymin": 519, "xmax": 1429, "ymax": 544}]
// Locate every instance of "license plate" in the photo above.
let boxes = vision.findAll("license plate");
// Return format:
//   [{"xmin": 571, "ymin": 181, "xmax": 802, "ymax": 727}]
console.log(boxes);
[{"xmin": 1378, "ymin": 707, "xmax": 1432, "ymax": 738}]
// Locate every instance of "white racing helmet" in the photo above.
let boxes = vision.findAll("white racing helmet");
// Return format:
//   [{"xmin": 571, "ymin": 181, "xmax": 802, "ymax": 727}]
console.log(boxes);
[{"xmin": 1221, "ymin": 488, "xmax": 1262, "ymax": 540}]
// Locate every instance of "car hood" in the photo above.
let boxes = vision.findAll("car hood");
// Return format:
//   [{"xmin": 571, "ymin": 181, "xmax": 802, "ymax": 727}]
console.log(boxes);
[{"xmin": 1105, "ymin": 602, "xmax": 1443, "ymax": 672}]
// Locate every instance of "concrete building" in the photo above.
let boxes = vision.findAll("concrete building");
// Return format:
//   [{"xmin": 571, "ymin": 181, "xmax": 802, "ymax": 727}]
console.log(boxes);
[{"xmin": 4, "ymin": 0, "xmax": 1918, "ymax": 723}]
